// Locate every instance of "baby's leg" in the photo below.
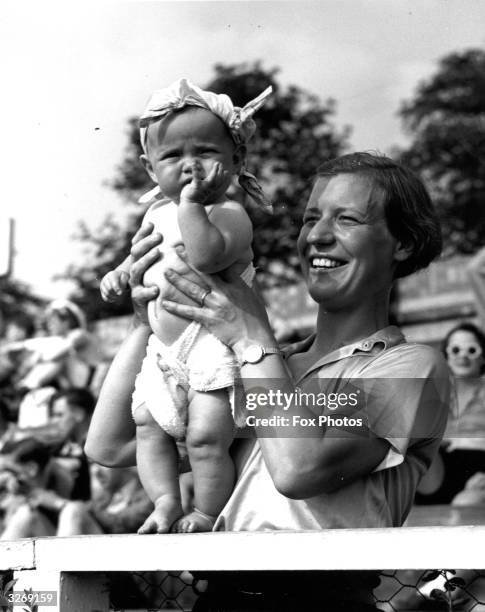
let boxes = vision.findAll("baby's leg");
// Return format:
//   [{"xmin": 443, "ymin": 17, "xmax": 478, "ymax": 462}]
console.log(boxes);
[
  {"xmin": 175, "ymin": 389, "xmax": 235, "ymax": 533},
  {"xmin": 134, "ymin": 403, "xmax": 183, "ymax": 533}
]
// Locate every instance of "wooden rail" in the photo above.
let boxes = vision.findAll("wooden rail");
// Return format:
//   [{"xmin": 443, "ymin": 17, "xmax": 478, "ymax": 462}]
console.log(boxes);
[{"xmin": 1, "ymin": 527, "xmax": 485, "ymax": 611}]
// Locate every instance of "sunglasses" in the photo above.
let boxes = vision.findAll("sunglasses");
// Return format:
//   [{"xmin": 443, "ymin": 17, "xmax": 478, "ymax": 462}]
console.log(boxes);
[{"xmin": 446, "ymin": 344, "xmax": 483, "ymax": 359}]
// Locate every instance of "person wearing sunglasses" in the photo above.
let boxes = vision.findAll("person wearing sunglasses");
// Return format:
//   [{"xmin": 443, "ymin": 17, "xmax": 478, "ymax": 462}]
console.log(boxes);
[{"xmin": 416, "ymin": 322, "xmax": 485, "ymax": 505}]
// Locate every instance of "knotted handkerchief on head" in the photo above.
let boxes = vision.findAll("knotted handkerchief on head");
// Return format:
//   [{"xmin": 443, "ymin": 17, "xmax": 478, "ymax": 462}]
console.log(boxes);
[{"xmin": 139, "ymin": 78, "xmax": 273, "ymax": 212}]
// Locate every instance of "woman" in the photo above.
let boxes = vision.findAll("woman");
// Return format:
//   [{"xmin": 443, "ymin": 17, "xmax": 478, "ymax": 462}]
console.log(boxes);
[
  {"xmin": 416, "ymin": 321, "xmax": 485, "ymax": 505},
  {"xmin": 86, "ymin": 152, "xmax": 451, "ymax": 611}
]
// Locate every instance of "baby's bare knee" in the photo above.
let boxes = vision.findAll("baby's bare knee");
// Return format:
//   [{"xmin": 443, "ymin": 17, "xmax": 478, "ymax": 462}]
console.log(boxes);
[{"xmin": 186, "ymin": 425, "xmax": 231, "ymax": 462}]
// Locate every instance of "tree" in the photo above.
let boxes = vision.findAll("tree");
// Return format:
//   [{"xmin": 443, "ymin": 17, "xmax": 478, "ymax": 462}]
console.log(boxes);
[
  {"xmin": 60, "ymin": 215, "xmax": 136, "ymax": 320},
  {"xmin": 0, "ymin": 276, "xmax": 45, "ymax": 328},
  {"xmin": 66, "ymin": 62, "xmax": 349, "ymax": 319},
  {"xmin": 399, "ymin": 49, "xmax": 485, "ymax": 255},
  {"xmin": 205, "ymin": 63, "xmax": 349, "ymax": 287}
]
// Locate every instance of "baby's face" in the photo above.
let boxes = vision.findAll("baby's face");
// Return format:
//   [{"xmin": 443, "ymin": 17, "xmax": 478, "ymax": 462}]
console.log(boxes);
[{"xmin": 144, "ymin": 107, "xmax": 239, "ymax": 203}]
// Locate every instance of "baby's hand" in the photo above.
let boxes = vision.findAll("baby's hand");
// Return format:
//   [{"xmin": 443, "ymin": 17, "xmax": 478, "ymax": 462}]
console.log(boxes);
[
  {"xmin": 100, "ymin": 270, "xmax": 130, "ymax": 302},
  {"xmin": 180, "ymin": 161, "xmax": 228, "ymax": 205}
]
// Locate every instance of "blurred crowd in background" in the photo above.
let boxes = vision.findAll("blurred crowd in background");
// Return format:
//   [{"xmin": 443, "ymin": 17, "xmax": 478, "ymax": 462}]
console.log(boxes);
[
  {"xmin": 0, "ymin": 299, "xmax": 154, "ymax": 540},
  {"xmin": 2, "ymin": 283, "xmax": 485, "ymax": 541}
]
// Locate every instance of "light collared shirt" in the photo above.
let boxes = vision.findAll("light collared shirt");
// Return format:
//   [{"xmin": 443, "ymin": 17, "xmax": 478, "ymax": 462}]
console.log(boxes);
[{"xmin": 216, "ymin": 326, "xmax": 451, "ymax": 531}]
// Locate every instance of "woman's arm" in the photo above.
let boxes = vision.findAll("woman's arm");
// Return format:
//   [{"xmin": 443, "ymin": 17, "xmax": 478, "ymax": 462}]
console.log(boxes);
[
  {"xmin": 161, "ymin": 259, "xmax": 389, "ymax": 499},
  {"xmin": 84, "ymin": 224, "xmax": 162, "ymax": 467},
  {"xmin": 84, "ymin": 323, "xmax": 149, "ymax": 466}
]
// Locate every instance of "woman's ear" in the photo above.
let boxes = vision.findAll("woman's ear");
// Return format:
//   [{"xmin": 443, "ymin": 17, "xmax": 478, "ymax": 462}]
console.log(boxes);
[
  {"xmin": 139, "ymin": 154, "xmax": 157, "ymax": 183},
  {"xmin": 393, "ymin": 241, "xmax": 413, "ymax": 263},
  {"xmin": 233, "ymin": 145, "xmax": 246, "ymax": 172}
]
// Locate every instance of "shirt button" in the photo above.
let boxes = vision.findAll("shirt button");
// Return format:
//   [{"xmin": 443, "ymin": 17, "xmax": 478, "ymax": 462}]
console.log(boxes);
[{"xmin": 362, "ymin": 341, "xmax": 371, "ymax": 350}]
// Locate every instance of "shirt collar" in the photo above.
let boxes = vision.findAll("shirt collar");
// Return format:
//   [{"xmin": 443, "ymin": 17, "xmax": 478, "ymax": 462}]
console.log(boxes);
[{"xmin": 282, "ymin": 325, "xmax": 405, "ymax": 383}]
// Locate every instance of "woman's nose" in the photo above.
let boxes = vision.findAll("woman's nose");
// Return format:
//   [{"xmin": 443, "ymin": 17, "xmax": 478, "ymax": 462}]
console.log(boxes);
[{"xmin": 307, "ymin": 218, "xmax": 335, "ymax": 245}]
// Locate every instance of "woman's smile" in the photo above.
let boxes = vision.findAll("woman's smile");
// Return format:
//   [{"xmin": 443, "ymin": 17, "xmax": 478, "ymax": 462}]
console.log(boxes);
[{"xmin": 308, "ymin": 254, "xmax": 348, "ymax": 271}]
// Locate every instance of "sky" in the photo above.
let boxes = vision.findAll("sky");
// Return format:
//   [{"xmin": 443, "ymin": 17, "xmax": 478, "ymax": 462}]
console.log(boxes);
[{"xmin": 1, "ymin": 0, "xmax": 484, "ymax": 298}]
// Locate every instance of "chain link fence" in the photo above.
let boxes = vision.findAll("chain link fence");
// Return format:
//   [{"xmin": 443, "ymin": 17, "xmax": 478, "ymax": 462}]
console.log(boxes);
[
  {"xmin": 375, "ymin": 570, "xmax": 485, "ymax": 611},
  {"xmin": 2, "ymin": 569, "xmax": 485, "ymax": 611},
  {"xmin": 110, "ymin": 571, "xmax": 199, "ymax": 611},
  {"xmin": 113, "ymin": 570, "xmax": 485, "ymax": 611}
]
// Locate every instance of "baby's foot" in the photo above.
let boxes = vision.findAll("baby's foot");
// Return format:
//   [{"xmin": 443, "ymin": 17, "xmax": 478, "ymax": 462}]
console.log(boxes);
[
  {"xmin": 138, "ymin": 494, "xmax": 183, "ymax": 534},
  {"xmin": 173, "ymin": 507, "xmax": 217, "ymax": 533}
]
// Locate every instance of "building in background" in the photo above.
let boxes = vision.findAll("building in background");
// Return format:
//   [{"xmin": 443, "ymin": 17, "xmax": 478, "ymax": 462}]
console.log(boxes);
[
  {"xmin": 93, "ymin": 255, "xmax": 480, "ymax": 361},
  {"xmin": 265, "ymin": 256, "xmax": 479, "ymax": 348}
]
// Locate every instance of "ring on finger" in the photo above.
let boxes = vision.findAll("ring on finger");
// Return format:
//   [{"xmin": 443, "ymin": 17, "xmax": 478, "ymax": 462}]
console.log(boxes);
[{"xmin": 200, "ymin": 288, "xmax": 211, "ymax": 307}]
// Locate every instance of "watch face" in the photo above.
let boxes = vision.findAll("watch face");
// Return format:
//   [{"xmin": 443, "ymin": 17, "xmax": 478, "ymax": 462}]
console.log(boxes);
[{"xmin": 245, "ymin": 345, "xmax": 264, "ymax": 363}]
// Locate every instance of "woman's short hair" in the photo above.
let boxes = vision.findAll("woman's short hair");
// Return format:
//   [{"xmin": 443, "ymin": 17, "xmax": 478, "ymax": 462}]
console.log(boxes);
[
  {"xmin": 442, "ymin": 322, "xmax": 485, "ymax": 370},
  {"xmin": 316, "ymin": 152, "xmax": 442, "ymax": 279}
]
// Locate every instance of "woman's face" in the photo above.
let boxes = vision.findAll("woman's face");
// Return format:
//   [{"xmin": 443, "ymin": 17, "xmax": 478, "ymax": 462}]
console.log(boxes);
[
  {"xmin": 297, "ymin": 174, "xmax": 401, "ymax": 310},
  {"xmin": 445, "ymin": 330, "xmax": 484, "ymax": 378}
]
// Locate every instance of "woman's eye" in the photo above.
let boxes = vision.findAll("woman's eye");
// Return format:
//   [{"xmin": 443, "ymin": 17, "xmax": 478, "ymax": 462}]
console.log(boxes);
[
  {"xmin": 303, "ymin": 217, "xmax": 317, "ymax": 225},
  {"xmin": 338, "ymin": 215, "xmax": 360, "ymax": 224}
]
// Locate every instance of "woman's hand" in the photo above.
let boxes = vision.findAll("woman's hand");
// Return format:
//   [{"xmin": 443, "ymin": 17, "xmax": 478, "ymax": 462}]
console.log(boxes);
[
  {"xmin": 128, "ymin": 223, "xmax": 162, "ymax": 325},
  {"xmin": 162, "ymin": 249, "xmax": 274, "ymax": 351}
]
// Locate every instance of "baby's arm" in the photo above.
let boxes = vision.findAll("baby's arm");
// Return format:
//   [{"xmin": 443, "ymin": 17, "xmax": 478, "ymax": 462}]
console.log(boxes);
[
  {"xmin": 178, "ymin": 167, "xmax": 253, "ymax": 273},
  {"xmin": 100, "ymin": 255, "xmax": 131, "ymax": 302}
]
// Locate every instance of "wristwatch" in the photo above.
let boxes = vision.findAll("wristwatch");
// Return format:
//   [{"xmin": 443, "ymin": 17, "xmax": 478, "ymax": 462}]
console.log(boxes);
[{"xmin": 240, "ymin": 344, "xmax": 281, "ymax": 366}]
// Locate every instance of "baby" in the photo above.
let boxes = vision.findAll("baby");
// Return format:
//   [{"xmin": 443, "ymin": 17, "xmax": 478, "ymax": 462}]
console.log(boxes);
[{"xmin": 100, "ymin": 78, "xmax": 272, "ymax": 533}]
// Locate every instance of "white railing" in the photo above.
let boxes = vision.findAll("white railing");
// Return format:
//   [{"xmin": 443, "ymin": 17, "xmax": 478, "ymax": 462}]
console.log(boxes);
[{"xmin": 2, "ymin": 526, "xmax": 485, "ymax": 611}]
